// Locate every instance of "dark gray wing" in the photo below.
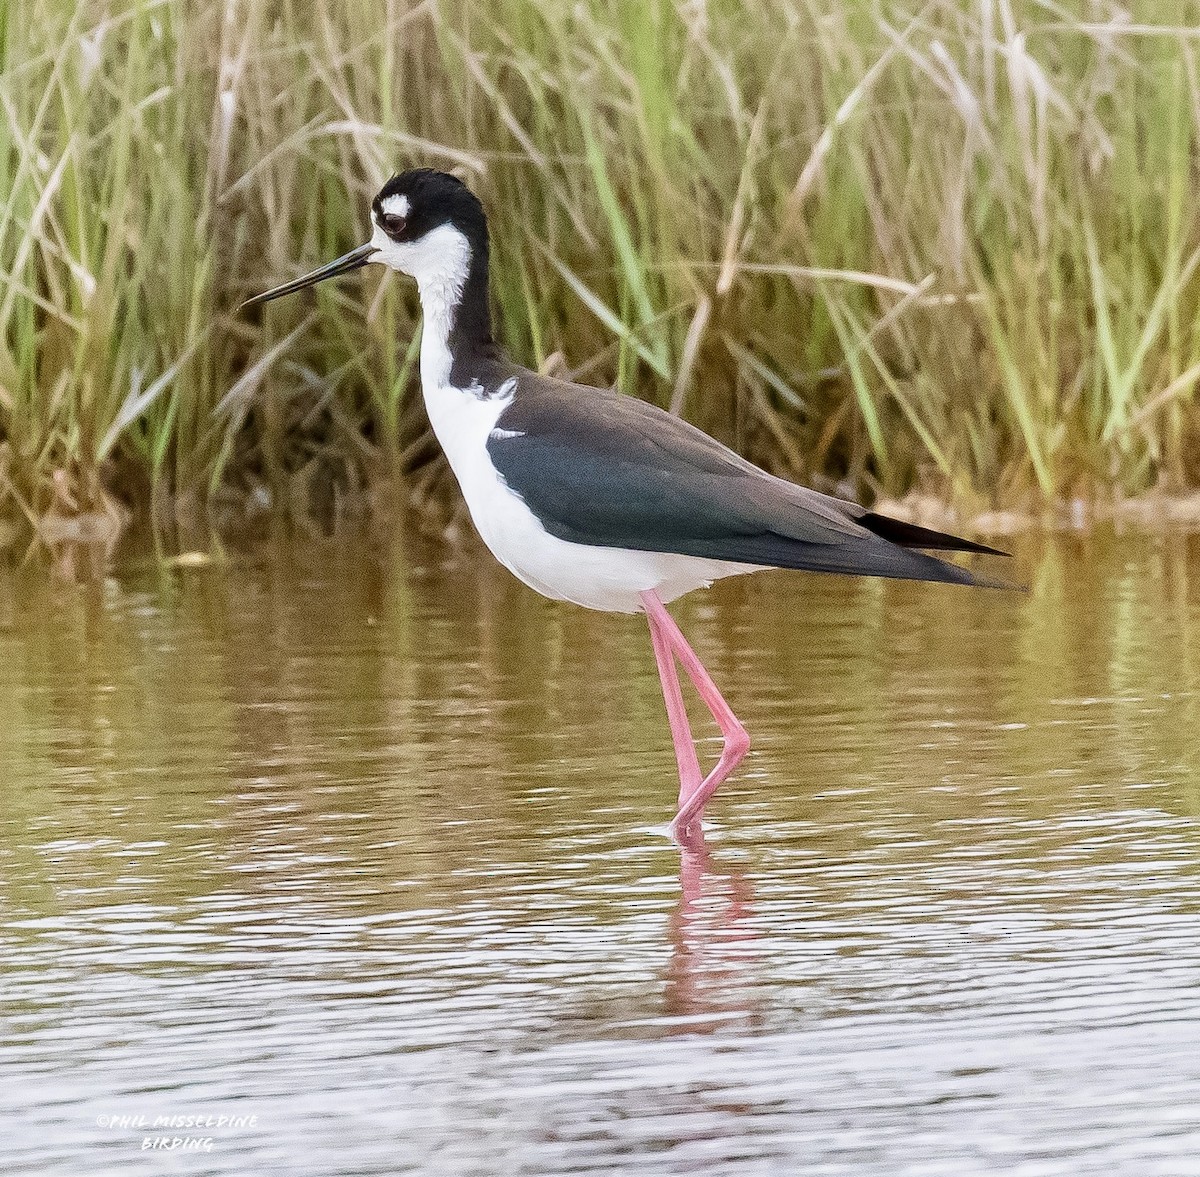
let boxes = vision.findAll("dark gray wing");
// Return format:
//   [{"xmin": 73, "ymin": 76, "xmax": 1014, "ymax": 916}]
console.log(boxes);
[{"xmin": 487, "ymin": 371, "xmax": 1006, "ymax": 587}]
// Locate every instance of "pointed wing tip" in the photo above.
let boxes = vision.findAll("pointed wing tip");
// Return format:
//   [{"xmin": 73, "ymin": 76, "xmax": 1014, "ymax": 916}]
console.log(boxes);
[
  {"xmin": 971, "ymin": 539, "xmax": 1012, "ymax": 558},
  {"xmin": 857, "ymin": 512, "xmax": 1012, "ymax": 559}
]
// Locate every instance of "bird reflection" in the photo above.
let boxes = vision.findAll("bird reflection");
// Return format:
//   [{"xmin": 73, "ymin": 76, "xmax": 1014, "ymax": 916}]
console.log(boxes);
[{"xmin": 664, "ymin": 831, "xmax": 759, "ymax": 1030}]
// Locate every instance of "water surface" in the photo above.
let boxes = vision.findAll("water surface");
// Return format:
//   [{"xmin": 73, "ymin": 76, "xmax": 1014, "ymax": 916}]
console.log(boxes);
[{"xmin": 2, "ymin": 534, "xmax": 1199, "ymax": 1174}]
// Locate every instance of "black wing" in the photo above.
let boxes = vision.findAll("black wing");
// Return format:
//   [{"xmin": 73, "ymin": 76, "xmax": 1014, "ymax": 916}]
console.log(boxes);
[{"xmin": 487, "ymin": 372, "xmax": 1007, "ymax": 588}]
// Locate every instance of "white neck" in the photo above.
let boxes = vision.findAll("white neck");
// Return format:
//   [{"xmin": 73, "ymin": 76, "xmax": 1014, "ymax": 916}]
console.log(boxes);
[
  {"xmin": 370, "ymin": 222, "xmax": 473, "ymax": 391},
  {"xmin": 417, "ymin": 273, "xmax": 461, "ymax": 391}
]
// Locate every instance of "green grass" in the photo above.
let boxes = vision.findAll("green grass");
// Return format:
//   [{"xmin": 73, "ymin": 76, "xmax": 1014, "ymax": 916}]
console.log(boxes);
[{"xmin": 2, "ymin": 0, "xmax": 1200, "ymax": 547}]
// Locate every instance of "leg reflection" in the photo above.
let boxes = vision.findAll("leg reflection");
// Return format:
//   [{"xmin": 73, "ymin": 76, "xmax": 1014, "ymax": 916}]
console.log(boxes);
[{"xmin": 664, "ymin": 830, "xmax": 758, "ymax": 1029}]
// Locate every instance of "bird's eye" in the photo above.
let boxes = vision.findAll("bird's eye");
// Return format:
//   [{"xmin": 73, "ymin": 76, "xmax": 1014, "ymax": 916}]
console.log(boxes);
[{"xmin": 380, "ymin": 212, "xmax": 407, "ymax": 237}]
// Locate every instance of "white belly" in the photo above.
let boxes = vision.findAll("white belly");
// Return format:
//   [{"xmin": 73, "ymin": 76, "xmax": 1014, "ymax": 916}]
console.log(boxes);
[{"xmin": 423, "ymin": 382, "xmax": 758, "ymax": 613}]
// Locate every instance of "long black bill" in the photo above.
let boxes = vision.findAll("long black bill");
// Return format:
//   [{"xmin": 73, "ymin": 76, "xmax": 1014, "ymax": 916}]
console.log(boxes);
[{"xmin": 240, "ymin": 243, "xmax": 378, "ymax": 311}]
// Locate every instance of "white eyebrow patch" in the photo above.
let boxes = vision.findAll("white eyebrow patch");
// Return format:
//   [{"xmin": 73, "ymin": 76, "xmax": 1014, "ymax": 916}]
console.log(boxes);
[{"xmin": 380, "ymin": 194, "xmax": 410, "ymax": 216}]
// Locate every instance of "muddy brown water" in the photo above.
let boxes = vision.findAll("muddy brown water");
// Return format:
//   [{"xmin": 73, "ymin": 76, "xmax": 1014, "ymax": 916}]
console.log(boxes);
[{"xmin": 2, "ymin": 533, "xmax": 1199, "ymax": 1175}]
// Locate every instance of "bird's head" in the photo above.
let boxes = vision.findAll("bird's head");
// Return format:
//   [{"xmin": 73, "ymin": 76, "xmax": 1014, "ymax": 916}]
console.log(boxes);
[{"xmin": 242, "ymin": 168, "xmax": 488, "ymax": 309}]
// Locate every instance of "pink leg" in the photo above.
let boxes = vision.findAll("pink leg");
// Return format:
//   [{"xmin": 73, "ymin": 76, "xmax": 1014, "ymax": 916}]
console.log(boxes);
[
  {"xmin": 645, "ymin": 603, "xmax": 703, "ymax": 806},
  {"xmin": 640, "ymin": 590, "xmax": 750, "ymax": 841}
]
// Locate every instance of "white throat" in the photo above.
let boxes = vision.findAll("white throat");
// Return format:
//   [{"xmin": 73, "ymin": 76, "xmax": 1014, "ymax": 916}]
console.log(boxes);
[{"xmin": 369, "ymin": 221, "xmax": 473, "ymax": 390}]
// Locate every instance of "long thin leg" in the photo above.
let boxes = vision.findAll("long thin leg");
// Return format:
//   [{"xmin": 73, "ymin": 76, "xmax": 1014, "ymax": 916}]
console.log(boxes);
[
  {"xmin": 645, "ymin": 604, "xmax": 703, "ymax": 806},
  {"xmin": 640, "ymin": 591, "xmax": 750, "ymax": 840}
]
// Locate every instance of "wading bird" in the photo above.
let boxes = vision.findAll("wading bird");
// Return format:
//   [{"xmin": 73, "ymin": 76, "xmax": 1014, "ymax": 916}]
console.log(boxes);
[{"xmin": 243, "ymin": 169, "xmax": 1004, "ymax": 844}]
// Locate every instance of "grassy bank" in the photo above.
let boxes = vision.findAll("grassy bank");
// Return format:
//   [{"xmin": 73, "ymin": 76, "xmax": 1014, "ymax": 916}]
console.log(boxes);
[{"xmin": 2, "ymin": 0, "xmax": 1200, "ymax": 551}]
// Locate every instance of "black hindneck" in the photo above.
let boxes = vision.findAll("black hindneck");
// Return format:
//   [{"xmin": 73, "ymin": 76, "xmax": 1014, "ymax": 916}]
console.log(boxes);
[{"xmin": 447, "ymin": 243, "xmax": 496, "ymax": 366}]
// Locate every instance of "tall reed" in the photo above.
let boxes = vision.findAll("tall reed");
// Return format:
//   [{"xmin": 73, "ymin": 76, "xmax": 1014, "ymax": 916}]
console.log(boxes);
[{"xmin": 2, "ymin": 0, "xmax": 1199, "ymax": 543}]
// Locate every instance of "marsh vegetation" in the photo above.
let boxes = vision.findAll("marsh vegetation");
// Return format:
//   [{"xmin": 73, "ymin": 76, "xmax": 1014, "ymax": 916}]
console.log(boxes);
[{"xmin": 3, "ymin": 0, "xmax": 1200, "ymax": 551}]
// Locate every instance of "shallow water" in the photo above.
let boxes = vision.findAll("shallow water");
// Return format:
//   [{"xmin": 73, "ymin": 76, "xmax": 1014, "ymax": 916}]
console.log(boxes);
[{"xmin": 2, "ymin": 533, "xmax": 1199, "ymax": 1175}]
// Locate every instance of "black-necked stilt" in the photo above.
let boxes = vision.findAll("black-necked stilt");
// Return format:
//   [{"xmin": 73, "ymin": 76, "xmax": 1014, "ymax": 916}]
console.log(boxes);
[{"xmin": 244, "ymin": 168, "xmax": 1006, "ymax": 844}]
